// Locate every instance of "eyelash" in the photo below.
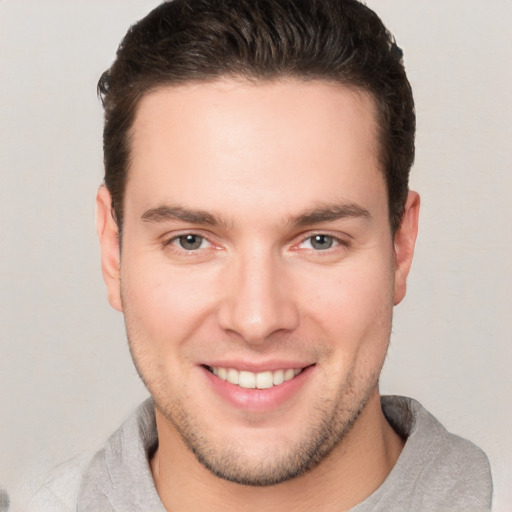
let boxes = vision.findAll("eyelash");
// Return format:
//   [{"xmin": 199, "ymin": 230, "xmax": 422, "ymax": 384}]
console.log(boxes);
[
  {"xmin": 297, "ymin": 233, "xmax": 348, "ymax": 252},
  {"xmin": 163, "ymin": 233, "xmax": 212, "ymax": 252},
  {"xmin": 162, "ymin": 231, "xmax": 349, "ymax": 255}
]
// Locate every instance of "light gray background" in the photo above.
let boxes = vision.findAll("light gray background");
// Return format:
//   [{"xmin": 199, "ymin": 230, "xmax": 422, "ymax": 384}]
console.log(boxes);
[{"xmin": 1, "ymin": 1, "xmax": 510, "ymax": 510}]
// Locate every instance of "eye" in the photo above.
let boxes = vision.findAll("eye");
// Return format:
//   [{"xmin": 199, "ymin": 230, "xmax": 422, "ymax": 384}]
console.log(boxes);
[
  {"xmin": 174, "ymin": 234, "xmax": 207, "ymax": 251},
  {"xmin": 304, "ymin": 234, "xmax": 338, "ymax": 251}
]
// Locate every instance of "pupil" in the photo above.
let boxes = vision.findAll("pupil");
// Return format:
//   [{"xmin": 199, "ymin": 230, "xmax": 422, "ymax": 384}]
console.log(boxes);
[
  {"xmin": 180, "ymin": 235, "xmax": 202, "ymax": 250},
  {"xmin": 312, "ymin": 235, "xmax": 333, "ymax": 250}
]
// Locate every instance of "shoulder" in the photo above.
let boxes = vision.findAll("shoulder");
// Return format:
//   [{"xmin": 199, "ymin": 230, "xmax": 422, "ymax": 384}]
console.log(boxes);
[
  {"xmin": 411, "ymin": 411, "xmax": 492, "ymax": 510},
  {"xmin": 27, "ymin": 452, "xmax": 93, "ymax": 512},
  {"xmin": 26, "ymin": 399, "xmax": 158, "ymax": 512},
  {"xmin": 374, "ymin": 396, "xmax": 493, "ymax": 511},
  {"xmin": 389, "ymin": 396, "xmax": 492, "ymax": 477}
]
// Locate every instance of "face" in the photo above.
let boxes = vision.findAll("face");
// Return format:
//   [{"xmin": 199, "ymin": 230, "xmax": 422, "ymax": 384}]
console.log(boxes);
[{"xmin": 98, "ymin": 79, "xmax": 418, "ymax": 486}]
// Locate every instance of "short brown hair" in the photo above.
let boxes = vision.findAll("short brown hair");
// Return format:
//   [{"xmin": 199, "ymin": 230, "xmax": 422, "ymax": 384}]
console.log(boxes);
[{"xmin": 98, "ymin": 0, "xmax": 415, "ymax": 234}]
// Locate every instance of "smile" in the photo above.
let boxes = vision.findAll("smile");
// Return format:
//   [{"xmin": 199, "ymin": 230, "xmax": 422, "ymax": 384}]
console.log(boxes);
[{"xmin": 208, "ymin": 366, "xmax": 303, "ymax": 389}]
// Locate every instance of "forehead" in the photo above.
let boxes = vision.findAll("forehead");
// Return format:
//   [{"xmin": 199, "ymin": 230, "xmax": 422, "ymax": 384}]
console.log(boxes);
[
  {"xmin": 126, "ymin": 79, "xmax": 386, "ymax": 223},
  {"xmin": 132, "ymin": 78, "xmax": 379, "ymax": 156}
]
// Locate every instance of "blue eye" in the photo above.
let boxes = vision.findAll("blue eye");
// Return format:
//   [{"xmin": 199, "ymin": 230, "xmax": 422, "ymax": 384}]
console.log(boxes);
[
  {"xmin": 177, "ymin": 234, "xmax": 204, "ymax": 250},
  {"xmin": 309, "ymin": 234, "xmax": 335, "ymax": 250}
]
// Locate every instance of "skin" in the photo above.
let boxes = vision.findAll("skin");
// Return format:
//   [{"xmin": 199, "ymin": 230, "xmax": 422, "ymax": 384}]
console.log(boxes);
[{"xmin": 97, "ymin": 79, "xmax": 420, "ymax": 511}]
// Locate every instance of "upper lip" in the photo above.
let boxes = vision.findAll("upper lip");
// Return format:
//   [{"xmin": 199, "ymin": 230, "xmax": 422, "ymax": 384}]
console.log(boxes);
[{"xmin": 202, "ymin": 360, "xmax": 314, "ymax": 373}]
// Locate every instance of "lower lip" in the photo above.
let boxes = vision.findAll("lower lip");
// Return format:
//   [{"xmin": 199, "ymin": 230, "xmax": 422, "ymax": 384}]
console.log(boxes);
[{"xmin": 201, "ymin": 366, "xmax": 314, "ymax": 411}]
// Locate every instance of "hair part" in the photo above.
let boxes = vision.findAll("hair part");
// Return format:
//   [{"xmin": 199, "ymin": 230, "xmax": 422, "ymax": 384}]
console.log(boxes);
[{"xmin": 98, "ymin": 0, "xmax": 415, "ymax": 234}]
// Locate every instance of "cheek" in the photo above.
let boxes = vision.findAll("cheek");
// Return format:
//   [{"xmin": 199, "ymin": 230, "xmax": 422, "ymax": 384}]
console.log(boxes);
[
  {"xmin": 299, "ymin": 255, "xmax": 395, "ymax": 354},
  {"xmin": 120, "ymin": 259, "xmax": 220, "ymax": 351}
]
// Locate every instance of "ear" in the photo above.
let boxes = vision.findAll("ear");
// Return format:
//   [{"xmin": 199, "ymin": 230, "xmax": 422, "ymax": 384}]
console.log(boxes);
[
  {"xmin": 393, "ymin": 191, "xmax": 420, "ymax": 305},
  {"xmin": 96, "ymin": 185, "xmax": 123, "ymax": 312}
]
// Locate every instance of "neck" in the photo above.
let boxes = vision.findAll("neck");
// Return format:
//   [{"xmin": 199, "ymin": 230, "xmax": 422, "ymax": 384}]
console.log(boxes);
[{"xmin": 151, "ymin": 390, "xmax": 404, "ymax": 512}]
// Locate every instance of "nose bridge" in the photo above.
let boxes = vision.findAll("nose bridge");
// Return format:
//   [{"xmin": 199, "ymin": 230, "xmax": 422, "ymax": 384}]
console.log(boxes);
[{"xmin": 218, "ymin": 245, "xmax": 299, "ymax": 344}]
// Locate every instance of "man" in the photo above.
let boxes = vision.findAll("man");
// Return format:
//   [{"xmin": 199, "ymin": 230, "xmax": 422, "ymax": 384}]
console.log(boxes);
[{"xmin": 30, "ymin": 0, "xmax": 492, "ymax": 510}]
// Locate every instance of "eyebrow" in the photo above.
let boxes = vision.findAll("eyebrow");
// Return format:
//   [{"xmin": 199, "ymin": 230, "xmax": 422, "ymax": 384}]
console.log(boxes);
[
  {"xmin": 291, "ymin": 203, "xmax": 372, "ymax": 227},
  {"xmin": 141, "ymin": 205, "xmax": 226, "ymax": 226},
  {"xmin": 141, "ymin": 202, "xmax": 371, "ymax": 228}
]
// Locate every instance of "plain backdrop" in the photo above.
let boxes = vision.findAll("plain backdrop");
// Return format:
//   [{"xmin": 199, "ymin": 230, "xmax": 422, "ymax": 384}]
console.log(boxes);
[{"xmin": 1, "ymin": 1, "xmax": 511, "ymax": 510}]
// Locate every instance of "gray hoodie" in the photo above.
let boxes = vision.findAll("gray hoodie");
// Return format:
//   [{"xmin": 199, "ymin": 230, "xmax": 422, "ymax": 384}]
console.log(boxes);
[{"xmin": 28, "ymin": 396, "xmax": 492, "ymax": 512}]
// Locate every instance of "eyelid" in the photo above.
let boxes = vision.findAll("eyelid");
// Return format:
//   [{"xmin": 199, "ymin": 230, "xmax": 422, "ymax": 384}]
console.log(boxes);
[
  {"xmin": 160, "ymin": 229, "xmax": 350, "ymax": 254},
  {"xmin": 299, "ymin": 230, "xmax": 349, "ymax": 243},
  {"xmin": 162, "ymin": 229, "xmax": 216, "ymax": 250},
  {"xmin": 292, "ymin": 231, "xmax": 351, "ymax": 251},
  {"xmin": 173, "ymin": 234, "xmax": 209, "ymax": 250}
]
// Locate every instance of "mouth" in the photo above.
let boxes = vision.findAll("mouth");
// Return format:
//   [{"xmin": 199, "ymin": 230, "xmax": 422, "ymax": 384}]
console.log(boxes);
[{"xmin": 206, "ymin": 365, "xmax": 305, "ymax": 389}]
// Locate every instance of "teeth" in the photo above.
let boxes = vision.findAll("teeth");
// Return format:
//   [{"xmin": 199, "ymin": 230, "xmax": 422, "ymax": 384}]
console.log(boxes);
[
  {"xmin": 256, "ymin": 371, "xmax": 273, "ymax": 389},
  {"xmin": 238, "ymin": 371, "xmax": 256, "ymax": 389},
  {"xmin": 284, "ymin": 368, "xmax": 295, "ymax": 381},
  {"xmin": 273, "ymin": 369, "xmax": 285, "ymax": 386},
  {"xmin": 210, "ymin": 366, "xmax": 303, "ymax": 389},
  {"xmin": 227, "ymin": 368, "xmax": 239, "ymax": 385}
]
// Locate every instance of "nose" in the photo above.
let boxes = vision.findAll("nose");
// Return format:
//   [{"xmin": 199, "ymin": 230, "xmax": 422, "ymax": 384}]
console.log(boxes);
[{"xmin": 217, "ymin": 251, "xmax": 300, "ymax": 346}]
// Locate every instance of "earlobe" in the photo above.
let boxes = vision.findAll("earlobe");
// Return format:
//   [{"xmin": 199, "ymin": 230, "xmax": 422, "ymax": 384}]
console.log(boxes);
[
  {"xmin": 96, "ymin": 185, "xmax": 123, "ymax": 312},
  {"xmin": 393, "ymin": 191, "xmax": 420, "ymax": 305}
]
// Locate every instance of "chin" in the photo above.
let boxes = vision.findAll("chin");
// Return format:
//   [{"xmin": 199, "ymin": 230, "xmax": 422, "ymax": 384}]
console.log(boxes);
[{"xmin": 152, "ymin": 372, "xmax": 378, "ymax": 487}]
